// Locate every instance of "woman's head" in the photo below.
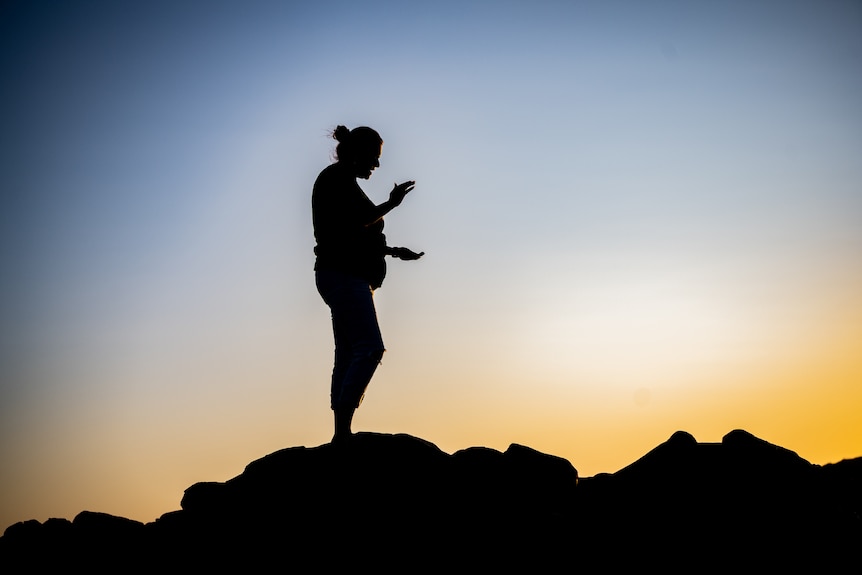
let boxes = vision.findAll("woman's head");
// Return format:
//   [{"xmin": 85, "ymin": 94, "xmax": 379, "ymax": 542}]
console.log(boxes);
[{"xmin": 333, "ymin": 125, "xmax": 383, "ymax": 179}]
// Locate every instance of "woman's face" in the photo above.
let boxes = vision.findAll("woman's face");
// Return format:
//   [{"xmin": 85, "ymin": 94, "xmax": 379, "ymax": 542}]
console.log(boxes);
[{"xmin": 354, "ymin": 143, "xmax": 382, "ymax": 179}]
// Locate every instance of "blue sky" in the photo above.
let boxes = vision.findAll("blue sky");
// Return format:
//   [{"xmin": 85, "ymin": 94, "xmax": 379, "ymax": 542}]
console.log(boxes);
[{"xmin": 2, "ymin": 0, "xmax": 860, "ymax": 527}]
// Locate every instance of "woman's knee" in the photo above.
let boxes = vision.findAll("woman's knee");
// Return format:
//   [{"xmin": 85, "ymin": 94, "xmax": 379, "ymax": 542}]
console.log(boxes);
[{"xmin": 357, "ymin": 346, "xmax": 385, "ymax": 364}]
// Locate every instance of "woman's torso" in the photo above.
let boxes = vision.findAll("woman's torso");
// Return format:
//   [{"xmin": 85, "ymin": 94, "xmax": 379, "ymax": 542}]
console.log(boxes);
[{"xmin": 312, "ymin": 163, "xmax": 386, "ymax": 287}]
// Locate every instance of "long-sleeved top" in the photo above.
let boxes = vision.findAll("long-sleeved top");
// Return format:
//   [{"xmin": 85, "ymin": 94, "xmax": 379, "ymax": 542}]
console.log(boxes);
[{"xmin": 312, "ymin": 162, "xmax": 387, "ymax": 288}]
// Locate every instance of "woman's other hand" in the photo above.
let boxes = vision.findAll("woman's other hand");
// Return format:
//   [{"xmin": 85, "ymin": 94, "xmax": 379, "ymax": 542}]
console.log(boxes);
[{"xmin": 388, "ymin": 247, "xmax": 424, "ymax": 260}]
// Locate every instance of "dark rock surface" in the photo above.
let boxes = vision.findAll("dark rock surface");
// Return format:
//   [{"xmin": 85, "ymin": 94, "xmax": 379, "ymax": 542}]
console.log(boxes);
[{"xmin": 2, "ymin": 430, "xmax": 859, "ymax": 570}]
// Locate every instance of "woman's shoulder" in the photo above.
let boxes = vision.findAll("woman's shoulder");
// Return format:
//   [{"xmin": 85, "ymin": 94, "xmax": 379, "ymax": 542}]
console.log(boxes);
[
  {"xmin": 315, "ymin": 162, "xmax": 350, "ymax": 186},
  {"xmin": 314, "ymin": 163, "xmax": 361, "ymax": 206}
]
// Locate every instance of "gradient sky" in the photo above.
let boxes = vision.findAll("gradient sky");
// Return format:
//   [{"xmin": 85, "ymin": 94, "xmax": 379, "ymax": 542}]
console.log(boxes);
[{"xmin": 2, "ymin": 0, "xmax": 860, "ymax": 528}]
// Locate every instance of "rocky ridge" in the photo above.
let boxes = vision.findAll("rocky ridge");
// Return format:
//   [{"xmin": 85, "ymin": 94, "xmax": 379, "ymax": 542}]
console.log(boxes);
[{"xmin": 2, "ymin": 429, "xmax": 859, "ymax": 570}]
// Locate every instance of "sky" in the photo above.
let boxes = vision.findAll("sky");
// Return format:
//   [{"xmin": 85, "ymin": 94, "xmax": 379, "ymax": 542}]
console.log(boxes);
[{"xmin": 1, "ymin": 0, "xmax": 860, "ymax": 529}]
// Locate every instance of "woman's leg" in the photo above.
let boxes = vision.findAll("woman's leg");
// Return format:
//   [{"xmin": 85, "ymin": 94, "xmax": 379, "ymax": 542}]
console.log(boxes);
[
  {"xmin": 317, "ymin": 269, "xmax": 385, "ymax": 439},
  {"xmin": 328, "ymin": 309, "xmax": 351, "ymax": 410}
]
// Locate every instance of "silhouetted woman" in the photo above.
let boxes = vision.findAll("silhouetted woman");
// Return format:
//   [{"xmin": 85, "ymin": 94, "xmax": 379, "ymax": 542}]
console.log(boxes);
[{"xmin": 313, "ymin": 125, "xmax": 423, "ymax": 443}]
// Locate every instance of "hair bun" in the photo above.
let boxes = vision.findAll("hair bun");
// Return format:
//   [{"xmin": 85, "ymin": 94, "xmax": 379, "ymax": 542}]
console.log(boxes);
[{"xmin": 333, "ymin": 125, "xmax": 350, "ymax": 142}]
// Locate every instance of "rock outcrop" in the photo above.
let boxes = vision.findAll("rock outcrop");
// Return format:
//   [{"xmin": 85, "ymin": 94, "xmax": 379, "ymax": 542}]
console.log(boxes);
[{"xmin": 2, "ymin": 430, "xmax": 859, "ymax": 570}]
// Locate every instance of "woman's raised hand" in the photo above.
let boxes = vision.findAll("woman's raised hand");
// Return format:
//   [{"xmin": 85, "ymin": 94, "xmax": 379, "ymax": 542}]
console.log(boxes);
[{"xmin": 389, "ymin": 180, "xmax": 415, "ymax": 206}]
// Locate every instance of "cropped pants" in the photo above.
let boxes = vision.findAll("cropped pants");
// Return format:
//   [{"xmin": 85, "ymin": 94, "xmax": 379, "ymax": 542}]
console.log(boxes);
[{"xmin": 316, "ymin": 268, "xmax": 386, "ymax": 411}]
